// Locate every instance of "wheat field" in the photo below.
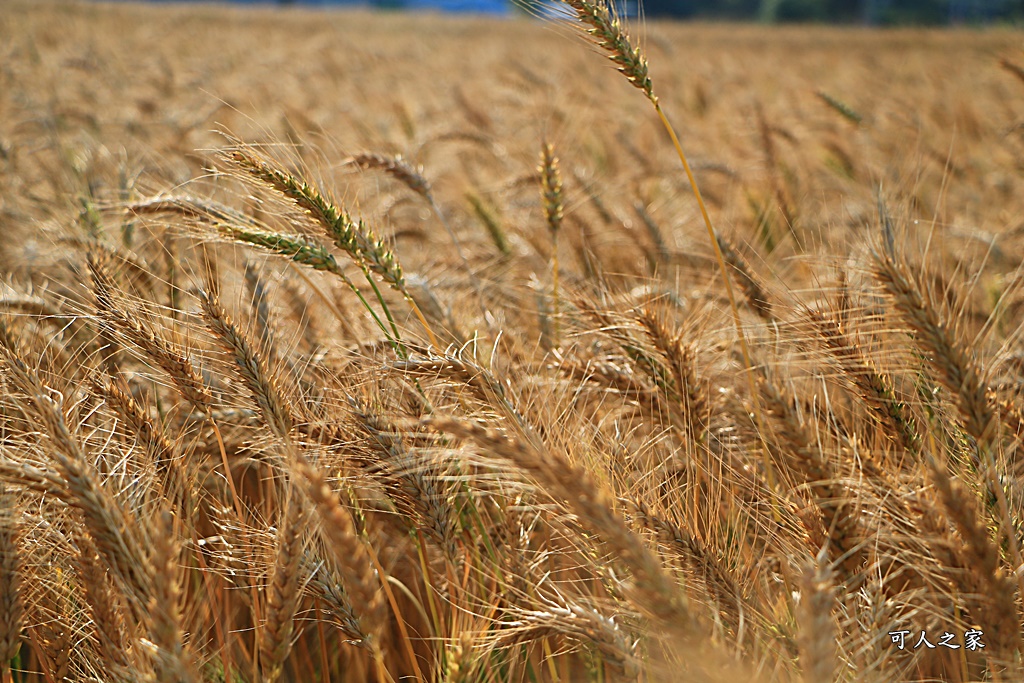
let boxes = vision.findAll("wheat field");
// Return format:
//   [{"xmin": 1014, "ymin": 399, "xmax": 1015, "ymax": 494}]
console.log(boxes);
[{"xmin": 2, "ymin": 1, "xmax": 1024, "ymax": 681}]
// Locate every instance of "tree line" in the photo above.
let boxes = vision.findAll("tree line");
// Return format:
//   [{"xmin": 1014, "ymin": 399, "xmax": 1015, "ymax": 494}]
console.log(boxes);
[
  {"xmin": 269, "ymin": 0, "xmax": 1022, "ymax": 24},
  {"xmin": 640, "ymin": 0, "xmax": 1021, "ymax": 23}
]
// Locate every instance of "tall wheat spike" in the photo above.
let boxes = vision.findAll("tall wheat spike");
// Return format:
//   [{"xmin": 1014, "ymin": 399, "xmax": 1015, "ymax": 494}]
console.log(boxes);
[
  {"xmin": 539, "ymin": 141, "xmax": 564, "ymax": 346},
  {"xmin": 553, "ymin": 0, "xmax": 776, "ymax": 494}
]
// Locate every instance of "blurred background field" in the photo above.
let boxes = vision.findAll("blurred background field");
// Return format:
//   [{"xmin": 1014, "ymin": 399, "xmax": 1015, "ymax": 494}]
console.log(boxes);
[{"xmin": 5, "ymin": 0, "xmax": 1024, "ymax": 272}]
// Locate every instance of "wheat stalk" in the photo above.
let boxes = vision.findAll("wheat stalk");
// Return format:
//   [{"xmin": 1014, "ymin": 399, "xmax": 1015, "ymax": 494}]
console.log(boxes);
[{"xmin": 0, "ymin": 486, "xmax": 22, "ymax": 683}]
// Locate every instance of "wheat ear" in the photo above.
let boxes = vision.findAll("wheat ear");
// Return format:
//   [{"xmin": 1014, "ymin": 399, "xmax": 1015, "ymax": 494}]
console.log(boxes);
[
  {"xmin": 927, "ymin": 461, "xmax": 1022, "ymax": 662},
  {"xmin": 76, "ymin": 540, "xmax": 129, "ymax": 672},
  {"xmin": 809, "ymin": 308, "xmax": 921, "ymax": 457},
  {"xmin": 346, "ymin": 152, "xmax": 432, "ymax": 200},
  {"xmin": 260, "ymin": 489, "xmax": 311, "ymax": 683},
  {"xmin": 0, "ymin": 486, "xmax": 23, "ymax": 683},
  {"xmin": 0, "ymin": 323, "xmax": 155, "ymax": 620},
  {"xmin": 146, "ymin": 510, "xmax": 196, "ymax": 683},
  {"xmin": 635, "ymin": 307, "xmax": 709, "ymax": 444},
  {"xmin": 717, "ymin": 235, "xmax": 775, "ymax": 322},
  {"xmin": 128, "ymin": 195, "xmax": 366, "ymax": 340},
  {"xmin": 797, "ymin": 552, "xmax": 838, "ymax": 683},
  {"xmin": 539, "ymin": 141, "xmax": 564, "ymax": 346},
  {"xmin": 93, "ymin": 374, "xmax": 195, "ymax": 518},
  {"xmin": 419, "ymin": 417, "xmax": 695, "ymax": 638},
  {"xmin": 874, "ymin": 248, "xmax": 1024, "ymax": 606},
  {"xmin": 198, "ymin": 290, "xmax": 295, "ymax": 440},
  {"xmin": 489, "ymin": 601, "xmax": 639, "ymax": 681},
  {"xmin": 346, "ymin": 151, "xmax": 490, "ymax": 327},
  {"xmin": 626, "ymin": 497, "xmax": 744, "ymax": 640},
  {"xmin": 756, "ymin": 368, "xmax": 865, "ymax": 577},
  {"xmin": 296, "ymin": 461, "xmax": 389, "ymax": 662},
  {"xmin": 87, "ymin": 250, "xmax": 213, "ymax": 410},
  {"xmin": 226, "ymin": 146, "xmax": 439, "ymax": 350},
  {"xmin": 352, "ymin": 404, "xmax": 460, "ymax": 561}
]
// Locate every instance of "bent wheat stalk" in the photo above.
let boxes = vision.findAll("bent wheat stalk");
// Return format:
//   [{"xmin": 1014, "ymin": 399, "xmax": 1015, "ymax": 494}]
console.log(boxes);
[
  {"xmin": 418, "ymin": 417, "xmax": 709, "ymax": 654},
  {"xmin": 874, "ymin": 246, "xmax": 1024, "ymax": 627}
]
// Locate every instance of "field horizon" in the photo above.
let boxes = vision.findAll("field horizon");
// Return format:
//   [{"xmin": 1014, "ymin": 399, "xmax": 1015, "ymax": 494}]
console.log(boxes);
[{"xmin": 2, "ymin": 1, "xmax": 1024, "ymax": 682}]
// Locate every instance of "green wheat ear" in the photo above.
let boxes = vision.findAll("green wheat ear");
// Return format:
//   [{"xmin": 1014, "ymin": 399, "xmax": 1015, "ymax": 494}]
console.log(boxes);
[
  {"xmin": 225, "ymin": 146, "xmax": 440, "ymax": 350},
  {"xmin": 562, "ymin": 0, "xmax": 656, "ymax": 103},
  {"xmin": 539, "ymin": 141, "xmax": 564, "ymax": 347},
  {"xmin": 816, "ymin": 90, "xmax": 863, "ymax": 125}
]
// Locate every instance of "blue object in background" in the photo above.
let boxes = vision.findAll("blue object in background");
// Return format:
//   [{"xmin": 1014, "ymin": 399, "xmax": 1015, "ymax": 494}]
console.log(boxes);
[
  {"xmin": 166, "ymin": 0, "xmax": 513, "ymax": 13},
  {"xmin": 404, "ymin": 0, "xmax": 509, "ymax": 14}
]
